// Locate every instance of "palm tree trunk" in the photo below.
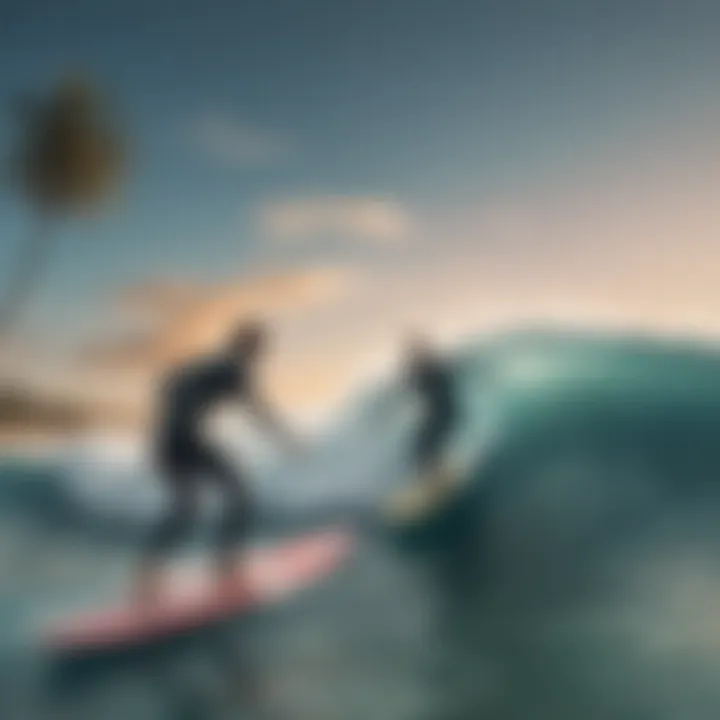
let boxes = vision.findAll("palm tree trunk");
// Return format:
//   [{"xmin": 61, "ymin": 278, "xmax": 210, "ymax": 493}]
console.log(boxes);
[{"xmin": 0, "ymin": 212, "xmax": 55, "ymax": 340}]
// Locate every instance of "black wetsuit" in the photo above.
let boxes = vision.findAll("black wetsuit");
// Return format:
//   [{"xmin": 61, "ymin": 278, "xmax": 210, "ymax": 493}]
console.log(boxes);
[
  {"xmin": 146, "ymin": 356, "xmax": 253, "ymax": 558},
  {"xmin": 410, "ymin": 356, "xmax": 458, "ymax": 473}
]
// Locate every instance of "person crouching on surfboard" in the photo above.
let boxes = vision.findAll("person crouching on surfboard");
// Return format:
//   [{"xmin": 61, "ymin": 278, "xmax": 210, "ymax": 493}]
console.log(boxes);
[
  {"xmin": 138, "ymin": 320, "xmax": 298, "ymax": 604},
  {"xmin": 404, "ymin": 334, "xmax": 459, "ymax": 488}
]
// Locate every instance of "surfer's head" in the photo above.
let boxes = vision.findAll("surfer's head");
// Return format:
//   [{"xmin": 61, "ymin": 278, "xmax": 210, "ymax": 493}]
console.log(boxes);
[{"xmin": 227, "ymin": 319, "xmax": 267, "ymax": 360}]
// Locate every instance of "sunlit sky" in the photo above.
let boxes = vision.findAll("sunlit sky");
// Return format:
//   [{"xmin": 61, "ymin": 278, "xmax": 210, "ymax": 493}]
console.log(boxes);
[{"xmin": 2, "ymin": 0, "xmax": 720, "ymax": 418}]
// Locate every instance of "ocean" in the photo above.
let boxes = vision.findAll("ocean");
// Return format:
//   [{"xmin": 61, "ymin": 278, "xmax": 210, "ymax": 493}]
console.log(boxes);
[{"xmin": 4, "ymin": 329, "xmax": 720, "ymax": 719}]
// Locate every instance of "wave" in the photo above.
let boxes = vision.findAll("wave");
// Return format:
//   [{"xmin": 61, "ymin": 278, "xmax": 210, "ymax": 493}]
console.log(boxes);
[
  {"xmin": 4, "ymin": 328, "xmax": 720, "ymax": 550},
  {"xmin": 6, "ymin": 329, "xmax": 720, "ymax": 718}
]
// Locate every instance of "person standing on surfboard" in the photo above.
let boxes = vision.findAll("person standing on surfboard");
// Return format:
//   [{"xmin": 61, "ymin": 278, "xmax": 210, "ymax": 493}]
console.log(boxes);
[
  {"xmin": 404, "ymin": 335, "xmax": 459, "ymax": 486},
  {"xmin": 138, "ymin": 320, "xmax": 297, "ymax": 604}
]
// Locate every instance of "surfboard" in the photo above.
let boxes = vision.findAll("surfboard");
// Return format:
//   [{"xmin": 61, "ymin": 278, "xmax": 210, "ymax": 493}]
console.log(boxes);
[
  {"xmin": 45, "ymin": 528, "xmax": 354, "ymax": 654},
  {"xmin": 381, "ymin": 418, "xmax": 500, "ymax": 528},
  {"xmin": 382, "ymin": 464, "xmax": 462, "ymax": 523}
]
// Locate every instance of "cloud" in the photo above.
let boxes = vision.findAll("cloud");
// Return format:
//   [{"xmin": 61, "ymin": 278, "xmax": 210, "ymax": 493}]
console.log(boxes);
[
  {"xmin": 260, "ymin": 196, "xmax": 412, "ymax": 244},
  {"xmin": 194, "ymin": 113, "xmax": 289, "ymax": 167},
  {"xmin": 82, "ymin": 267, "xmax": 359, "ymax": 374}
]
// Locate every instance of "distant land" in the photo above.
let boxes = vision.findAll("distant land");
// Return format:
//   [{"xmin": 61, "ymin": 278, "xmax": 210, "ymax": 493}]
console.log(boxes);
[{"xmin": 0, "ymin": 384, "xmax": 142, "ymax": 441}]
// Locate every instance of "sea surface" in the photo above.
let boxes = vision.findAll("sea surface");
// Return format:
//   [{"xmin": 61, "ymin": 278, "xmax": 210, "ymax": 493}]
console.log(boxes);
[{"xmin": 4, "ymin": 329, "xmax": 720, "ymax": 719}]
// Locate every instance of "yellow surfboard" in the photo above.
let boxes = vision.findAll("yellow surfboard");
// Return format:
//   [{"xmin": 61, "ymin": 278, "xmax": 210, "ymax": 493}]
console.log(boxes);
[{"xmin": 382, "ymin": 459, "xmax": 464, "ymax": 524}]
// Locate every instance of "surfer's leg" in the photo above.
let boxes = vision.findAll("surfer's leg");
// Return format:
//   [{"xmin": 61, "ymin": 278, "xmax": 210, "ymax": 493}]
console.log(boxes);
[
  {"xmin": 204, "ymin": 449, "xmax": 254, "ymax": 588},
  {"xmin": 414, "ymin": 415, "xmax": 453, "ymax": 485},
  {"xmin": 139, "ymin": 476, "xmax": 199, "ymax": 603},
  {"xmin": 148, "ymin": 480, "xmax": 198, "ymax": 553}
]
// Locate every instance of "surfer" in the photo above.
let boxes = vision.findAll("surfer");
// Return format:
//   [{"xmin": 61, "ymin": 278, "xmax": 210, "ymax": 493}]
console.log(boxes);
[
  {"xmin": 138, "ymin": 320, "xmax": 298, "ymax": 604},
  {"xmin": 404, "ymin": 335, "xmax": 459, "ymax": 486}
]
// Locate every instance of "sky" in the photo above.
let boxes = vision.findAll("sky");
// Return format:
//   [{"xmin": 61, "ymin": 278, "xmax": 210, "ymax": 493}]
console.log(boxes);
[{"xmin": 3, "ymin": 0, "xmax": 720, "ymax": 419}]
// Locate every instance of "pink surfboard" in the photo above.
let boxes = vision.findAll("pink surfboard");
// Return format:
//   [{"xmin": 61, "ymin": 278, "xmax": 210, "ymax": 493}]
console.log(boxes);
[{"xmin": 45, "ymin": 528, "xmax": 354, "ymax": 653}]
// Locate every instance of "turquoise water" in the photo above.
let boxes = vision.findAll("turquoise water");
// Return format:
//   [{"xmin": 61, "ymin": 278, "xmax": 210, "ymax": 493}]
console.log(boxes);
[{"xmin": 5, "ymin": 329, "xmax": 720, "ymax": 718}]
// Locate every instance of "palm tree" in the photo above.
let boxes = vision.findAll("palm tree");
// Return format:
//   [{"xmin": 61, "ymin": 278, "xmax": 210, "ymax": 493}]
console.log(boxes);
[{"xmin": 1, "ymin": 77, "xmax": 122, "ymax": 336}]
